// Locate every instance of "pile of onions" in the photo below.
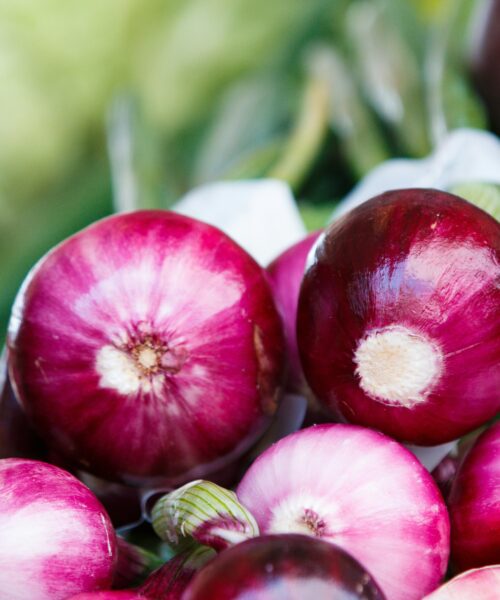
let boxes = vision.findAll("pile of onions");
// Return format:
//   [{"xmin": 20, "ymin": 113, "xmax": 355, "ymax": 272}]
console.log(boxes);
[
  {"xmin": 7, "ymin": 210, "xmax": 284, "ymax": 485},
  {"xmin": 237, "ymin": 424, "xmax": 450, "ymax": 600},
  {"xmin": 448, "ymin": 422, "xmax": 500, "ymax": 571},
  {"xmin": 0, "ymin": 458, "xmax": 116, "ymax": 599},
  {"xmin": 297, "ymin": 189, "xmax": 500, "ymax": 445}
]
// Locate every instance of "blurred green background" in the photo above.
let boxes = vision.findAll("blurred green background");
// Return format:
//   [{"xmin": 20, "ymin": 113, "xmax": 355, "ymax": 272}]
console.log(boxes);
[{"xmin": 0, "ymin": 0, "xmax": 494, "ymax": 340}]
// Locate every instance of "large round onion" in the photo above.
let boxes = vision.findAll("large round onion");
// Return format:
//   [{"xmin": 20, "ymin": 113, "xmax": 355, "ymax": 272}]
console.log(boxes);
[
  {"xmin": 0, "ymin": 458, "xmax": 116, "ymax": 599},
  {"xmin": 182, "ymin": 534, "xmax": 386, "ymax": 599},
  {"xmin": 297, "ymin": 189, "xmax": 500, "ymax": 445},
  {"xmin": 7, "ymin": 211, "xmax": 284, "ymax": 484},
  {"xmin": 448, "ymin": 422, "xmax": 500, "ymax": 571},
  {"xmin": 237, "ymin": 424, "xmax": 450, "ymax": 600}
]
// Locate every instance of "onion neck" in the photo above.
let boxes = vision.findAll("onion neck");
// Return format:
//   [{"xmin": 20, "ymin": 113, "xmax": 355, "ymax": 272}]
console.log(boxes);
[
  {"xmin": 95, "ymin": 329, "xmax": 188, "ymax": 396},
  {"xmin": 354, "ymin": 325, "xmax": 443, "ymax": 408}
]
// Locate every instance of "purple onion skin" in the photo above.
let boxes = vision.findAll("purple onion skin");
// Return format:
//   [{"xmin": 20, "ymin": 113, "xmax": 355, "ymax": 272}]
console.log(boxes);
[
  {"xmin": 423, "ymin": 565, "xmax": 500, "ymax": 600},
  {"xmin": 470, "ymin": 0, "xmax": 500, "ymax": 133},
  {"xmin": 297, "ymin": 189, "xmax": 500, "ymax": 445},
  {"xmin": 7, "ymin": 210, "xmax": 284, "ymax": 484},
  {"xmin": 0, "ymin": 458, "xmax": 117, "ymax": 599},
  {"xmin": 448, "ymin": 422, "xmax": 500, "ymax": 572},
  {"xmin": 266, "ymin": 231, "xmax": 322, "ymax": 394},
  {"xmin": 237, "ymin": 424, "xmax": 450, "ymax": 600},
  {"xmin": 182, "ymin": 534, "xmax": 386, "ymax": 600}
]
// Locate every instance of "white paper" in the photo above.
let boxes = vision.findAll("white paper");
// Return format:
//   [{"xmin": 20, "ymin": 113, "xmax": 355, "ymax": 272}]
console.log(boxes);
[
  {"xmin": 174, "ymin": 179, "xmax": 307, "ymax": 265},
  {"xmin": 404, "ymin": 441, "xmax": 457, "ymax": 472},
  {"xmin": 333, "ymin": 128, "xmax": 500, "ymax": 219}
]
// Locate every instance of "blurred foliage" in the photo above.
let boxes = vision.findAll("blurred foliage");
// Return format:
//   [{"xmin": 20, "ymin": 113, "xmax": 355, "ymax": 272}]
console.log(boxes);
[{"xmin": 0, "ymin": 0, "xmax": 492, "ymax": 339}]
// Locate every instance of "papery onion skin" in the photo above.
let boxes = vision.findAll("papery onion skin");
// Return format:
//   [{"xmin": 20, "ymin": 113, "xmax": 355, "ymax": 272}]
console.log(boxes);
[
  {"xmin": 266, "ymin": 231, "xmax": 322, "ymax": 394},
  {"xmin": 182, "ymin": 534, "xmax": 386, "ymax": 600},
  {"xmin": 237, "ymin": 424, "xmax": 450, "ymax": 600},
  {"xmin": 297, "ymin": 189, "xmax": 500, "ymax": 445},
  {"xmin": 422, "ymin": 565, "xmax": 500, "ymax": 600},
  {"xmin": 0, "ymin": 458, "xmax": 116, "ymax": 600},
  {"xmin": 7, "ymin": 210, "xmax": 284, "ymax": 484},
  {"xmin": 448, "ymin": 422, "xmax": 500, "ymax": 571}
]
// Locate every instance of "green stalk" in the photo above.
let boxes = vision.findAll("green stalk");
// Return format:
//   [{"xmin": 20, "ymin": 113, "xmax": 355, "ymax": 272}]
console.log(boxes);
[{"xmin": 152, "ymin": 480, "xmax": 259, "ymax": 551}]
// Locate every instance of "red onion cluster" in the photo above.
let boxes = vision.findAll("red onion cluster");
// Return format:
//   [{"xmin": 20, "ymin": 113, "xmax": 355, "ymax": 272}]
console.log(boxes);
[{"xmin": 1, "ymin": 189, "xmax": 498, "ymax": 599}]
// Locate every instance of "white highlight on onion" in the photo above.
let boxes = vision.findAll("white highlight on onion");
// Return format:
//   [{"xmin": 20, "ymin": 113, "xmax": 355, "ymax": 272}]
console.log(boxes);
[{"xmin": 354, "ymin": 326, "xmax": 443, "ymax": 407}]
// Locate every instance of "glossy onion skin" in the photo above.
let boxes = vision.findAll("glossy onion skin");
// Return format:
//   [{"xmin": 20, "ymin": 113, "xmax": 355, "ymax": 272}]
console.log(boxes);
[
  {"xmin": 423, "ymin": 565, "xmax": 500, "ymax": 600},
  {"xmin": 297, "ymin": 189, "xmax": 500, "ymax": 445},
  {"xmin": 0, "ymin": 459, "xmax": 116, "ymax": 600},
  {"xmin": 8, "ymin": 211, "xmax": 284, "ymax": 484},
  {"xmin": 182, "ymin": 534, "xmax": 386, "ymax": 600},
  {"xmin": 237, "ymin": 425, "xmax": 450, "ymax": 600},
  {"xmin": 448, "ymin": 422, "xmax": 500, "ymax": 571},
  {"xmin": 266, "ymin": 231, "xmax": 322, "ymax": 393}
]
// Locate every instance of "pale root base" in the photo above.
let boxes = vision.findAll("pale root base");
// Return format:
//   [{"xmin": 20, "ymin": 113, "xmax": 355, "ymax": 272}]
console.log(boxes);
[{"xmin": 354, "ymin": 326, "xmax": 442, "ymax": 408}]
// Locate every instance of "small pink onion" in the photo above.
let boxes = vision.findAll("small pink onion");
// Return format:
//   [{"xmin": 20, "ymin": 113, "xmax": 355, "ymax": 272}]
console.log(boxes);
[
  {"xmin": 297, "ymin": 189, "xmax": 500, "ymax": 445},
  {"xmin": 182, "ymin": 534, "xmax": 386, "ymax": 599},
  {"xmin": 266, "ymin": 230, "xmax": 322, "ymax": 394},
  {"xmin": 0, "ymin": 458, "xmax": 116, "ymax": 599},
  {"xmin": 237, "ymin": 424, "xmax": 450, "ymax": 600},
  {"xmin": 422, "ymin": 565, "xmax": 500, "ymax": 600},
  {"xmin": 7, "ymin": 210, "xmax": 284, "ymax": 484},
  {"xmin": 448, "ymin": 422, "xmax": 500, "ymax": 571}
]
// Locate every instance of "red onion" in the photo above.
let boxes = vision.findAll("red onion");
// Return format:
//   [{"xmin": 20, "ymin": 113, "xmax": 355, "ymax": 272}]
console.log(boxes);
[
  {"xmin": 422, "ymin": 565, "xmax": 500, "ymax": 600},
  {"xmin": 0, "ymin": 458, "xmax": 116, "ymax": 599},
  {"xmin": 182, "ymin": 534, "xmax": 386, "ymax": 599},
  {"xmin": 237, "ymin": 424, "xmax": 450, "ymax": 600},
  {"xmin": 448, "ymin": 422, "xmax": 500, "ymax": 571},
  {"xmin": 266, "ymin": 230, "xmax": 322, "ymax": 394},
  {"xmin": 297, "ymin": 189, "xmax": 500, "ymax": 445},
  {"xmin": 7, "ymin": 210, "xmax": 284, "ymax": 484}
]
